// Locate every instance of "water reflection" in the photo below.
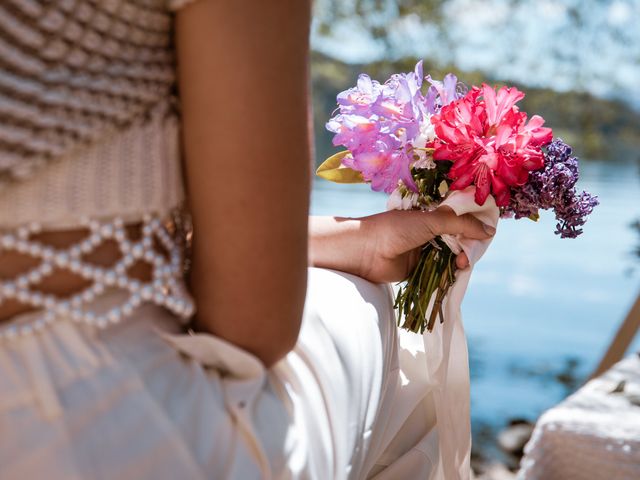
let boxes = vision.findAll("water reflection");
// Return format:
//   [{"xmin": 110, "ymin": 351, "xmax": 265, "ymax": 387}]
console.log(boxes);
[{"xmin": 311, "ymin": 160, "xmax": 640, "ymax": 433}]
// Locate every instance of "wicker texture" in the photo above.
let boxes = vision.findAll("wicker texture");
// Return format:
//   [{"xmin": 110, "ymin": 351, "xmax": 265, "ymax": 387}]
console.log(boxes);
[{"xmin": 0, "ymin": 0, "xmax": 183, "ymax": 188}]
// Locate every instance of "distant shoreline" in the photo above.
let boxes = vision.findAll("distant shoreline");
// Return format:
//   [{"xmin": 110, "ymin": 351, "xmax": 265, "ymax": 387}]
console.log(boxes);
[{"xmin": 311, "ymin": 52, "xmax": 640, "ymax": 164}]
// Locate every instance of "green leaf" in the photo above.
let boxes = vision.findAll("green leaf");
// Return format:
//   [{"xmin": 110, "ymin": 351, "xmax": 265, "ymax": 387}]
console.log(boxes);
[{"xmin": 316, "ymin": 151, "xmax": 365, "ymax": 184}]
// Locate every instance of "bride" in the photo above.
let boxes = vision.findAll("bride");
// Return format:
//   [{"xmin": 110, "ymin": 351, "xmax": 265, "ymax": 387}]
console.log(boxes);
[{"xmin": 0, "ymin": 0, "xmax": 493, "ymax": 478}]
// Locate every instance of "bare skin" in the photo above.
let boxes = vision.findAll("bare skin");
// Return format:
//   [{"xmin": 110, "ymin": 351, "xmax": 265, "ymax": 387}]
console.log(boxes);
[
  {"xmin": 0, "ymin": 0, "xmax": 495, "ymax": 369},
  {"xmin": 175, "ymin": 0, "xmax": 312, "ymax": 367},
  {"xmin": 309, "ymin": 208, "xmax": 495, "ymax": 284},
  {"xmin": 174, "ymin": 0, "xmax": 494, "ymax": 367}
]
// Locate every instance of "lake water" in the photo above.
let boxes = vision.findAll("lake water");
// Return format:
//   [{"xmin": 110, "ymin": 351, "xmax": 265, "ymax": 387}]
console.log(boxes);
[{"xmin": 311, "ymin": 160, "xmax": 640, "ymax": 439}]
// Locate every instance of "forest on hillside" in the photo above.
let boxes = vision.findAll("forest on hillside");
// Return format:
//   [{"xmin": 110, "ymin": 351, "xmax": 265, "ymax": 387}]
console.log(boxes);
[
  {"xmin": 311, "ymin": 52, "xmax": 640, "ymax": 165},
  {"xmin": 311, "ymin": 0, "xmax": 640, "ymax": 165}
]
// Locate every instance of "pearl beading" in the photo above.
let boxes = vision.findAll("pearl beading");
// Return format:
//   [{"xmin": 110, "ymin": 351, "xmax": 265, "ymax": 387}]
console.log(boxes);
[{"xmin": 0, "ymin": 215, "xmax": 195, "ymax": 341}]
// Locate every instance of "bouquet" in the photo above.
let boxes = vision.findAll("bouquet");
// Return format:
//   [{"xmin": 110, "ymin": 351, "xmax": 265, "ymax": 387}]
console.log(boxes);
[{"xmin": 317, "ymin": 61, "xmax": 599, "ymax": 334}]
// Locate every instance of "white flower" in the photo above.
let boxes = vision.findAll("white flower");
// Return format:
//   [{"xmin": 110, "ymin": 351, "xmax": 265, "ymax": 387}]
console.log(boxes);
[
  {"xmin": 411, "ymin": 119, "xmax": 437, "ymax": 170},
  {"xmin": 413, "ymin": 119, "xmax": 436, "ymax": 149},
  {"xmin": 386, "ymin": 188, "xmax": 405, "ymax": 210},
  {"xmin": 413, "ymin": 153, "xmax": 436, "ymax": 170},
  {"xmin": 403, "ymin": 192, "xmax": 420, "ymax": 210},
  {"xmin": 387, "ymin": 188, "xmax": 420, "ymax": 211}
]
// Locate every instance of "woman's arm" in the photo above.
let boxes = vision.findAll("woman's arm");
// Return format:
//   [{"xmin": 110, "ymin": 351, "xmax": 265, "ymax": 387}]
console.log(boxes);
[
  {"xmin": 309, "ymin": 210, "xmax": 495, "ymax": 283},
  {"xmin": 175, "ymin": 0, "xmax": 311, "ymax": 367}
]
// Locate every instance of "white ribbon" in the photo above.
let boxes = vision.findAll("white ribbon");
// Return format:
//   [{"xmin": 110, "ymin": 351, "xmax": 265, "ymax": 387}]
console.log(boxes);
[{"xmin": 424, "ymin": 186, "xmax": 499, "ymax": 479}]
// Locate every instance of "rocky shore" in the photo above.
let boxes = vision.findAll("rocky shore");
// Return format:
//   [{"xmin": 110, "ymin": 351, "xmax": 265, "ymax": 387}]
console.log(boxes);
[{"xmin": 472, "ymin": 419, "xmax": 535, "ymax": 480}]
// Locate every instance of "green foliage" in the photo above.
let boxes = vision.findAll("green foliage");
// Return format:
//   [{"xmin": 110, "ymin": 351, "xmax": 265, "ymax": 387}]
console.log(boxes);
[
  {"xmin": 313, "ymin": 0, "xmax": 446, "ymax": 56},
  {"xmin": 315, "ymin": 151, "xmax": 364, "ymax": 183}
]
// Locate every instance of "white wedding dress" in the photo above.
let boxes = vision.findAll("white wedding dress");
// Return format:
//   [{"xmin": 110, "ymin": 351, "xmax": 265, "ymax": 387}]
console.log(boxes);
[
  {"xmin": 0, "ymin": 0, "xmax": 498, "ymax": 477},
  {"xmin": 0, "ymin": 267, "xmax": 441, "ymax": 479}
]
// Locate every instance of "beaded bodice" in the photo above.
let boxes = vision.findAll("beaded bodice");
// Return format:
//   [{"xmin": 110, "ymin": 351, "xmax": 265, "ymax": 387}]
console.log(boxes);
[
  {"xmin": 0, "ymin": 0, "xmax": 200, "ymax": 337},
  {"xmin": 0, "ymin": 214, "xmax": 195, "ymax": 340}
]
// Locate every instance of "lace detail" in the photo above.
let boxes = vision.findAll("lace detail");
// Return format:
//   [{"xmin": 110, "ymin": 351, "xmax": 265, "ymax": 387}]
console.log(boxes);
[
  {"xmin": 0, "ymin": 213, "xmax": 195, "ymax": 340},
  {"xmin": 0, "ymin": 0, "xmax": 178, "ymax": 188},
  {"xmin": 0, "ymin": 100, "xmax": 185, "ymax": 229}
]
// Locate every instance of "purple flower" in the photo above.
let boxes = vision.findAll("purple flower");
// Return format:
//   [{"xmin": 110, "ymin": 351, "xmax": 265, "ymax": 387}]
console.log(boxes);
[
  {"xmin": 336, "ymin": 74, "xmax": 383, "ymax": 115},
  {"xmin": 326, "ymin": 114, "xmax": 385, "ymax": 152},
  {"xmin": 326, "ymin": 62, "xmax": 466, "ymax": 194},
  {"xmin": 554, "ymin": 190, "xmax": 599, "ymax": 238},
  {"xmin": 345, "ymin": 142, "xmax": 416, "ymax": 194},
  {"xmin": 425, "ymin": 73, "xmax": 468, "ymax": 114},
  {"xmin": 504, "ymin": 139, "xmax": 599, "ymax": 238}
]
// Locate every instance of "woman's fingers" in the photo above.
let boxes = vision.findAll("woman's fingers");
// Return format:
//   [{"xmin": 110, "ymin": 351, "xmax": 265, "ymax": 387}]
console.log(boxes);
[
  {"xmin": 456, "ymin": 251, "xmax": 470, "ymax": 269},
  {"xmin": 426, "ymin": 207, "xmax": 495, "ymax": 239},
  {"xmin": 370, "ymin": 208, "xmax": 496, "ymax": 260},
  {"xmin": 390, "ymin": 208, "xmax": 494, "ymax": 253}
]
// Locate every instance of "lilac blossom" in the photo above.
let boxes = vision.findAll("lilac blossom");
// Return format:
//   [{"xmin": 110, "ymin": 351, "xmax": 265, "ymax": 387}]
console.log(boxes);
[{"xmin": 504, "ymin": 139, "xmax": 599, "ymax": 238}]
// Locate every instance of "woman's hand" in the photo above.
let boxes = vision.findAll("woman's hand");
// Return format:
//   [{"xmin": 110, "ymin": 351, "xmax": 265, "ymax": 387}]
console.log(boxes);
[{"xmin": 309, "ymin": 209, "xmax": 495, "ymax": 284}]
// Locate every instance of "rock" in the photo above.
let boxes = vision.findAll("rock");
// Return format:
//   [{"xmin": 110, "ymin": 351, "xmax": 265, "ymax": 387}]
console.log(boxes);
[
  {"xmin": 474, "ymin": 462, "xmax": 517, "ymax": 480},
  {"xmin": 497, "ymin": 420, "xmax": 534, "ymax": 456},
  {"xmin": 610, "ymin": 380, "xmax": 626, "ymax": 394},
  {"xmin": 627, "ymin": 394, "xmax": 640, "ymax": 407}
]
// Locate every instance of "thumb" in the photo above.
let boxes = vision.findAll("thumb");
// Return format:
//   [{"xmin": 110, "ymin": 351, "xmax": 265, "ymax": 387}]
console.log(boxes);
[
  {"xmin": 385, "ymin": 207, "xmax": 495, "ymax": 255},
  {"xmin": 424, "ymin": 206, "xmax": 496, "ymax": 240}
]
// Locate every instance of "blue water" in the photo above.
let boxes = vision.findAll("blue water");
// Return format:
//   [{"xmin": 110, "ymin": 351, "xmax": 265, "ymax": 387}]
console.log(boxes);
[{"xmin": 311, "ymin": 160, "xmax": 640, "ymax": 431}]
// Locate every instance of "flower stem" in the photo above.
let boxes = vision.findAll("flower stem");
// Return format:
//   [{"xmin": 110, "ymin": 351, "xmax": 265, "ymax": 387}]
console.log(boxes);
[{"xmin": 394, "ymin": 237, "xmax": 457, "ymax": 334}]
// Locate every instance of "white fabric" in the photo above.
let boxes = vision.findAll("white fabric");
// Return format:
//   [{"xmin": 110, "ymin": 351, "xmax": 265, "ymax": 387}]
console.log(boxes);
[
  {"xmin": 0, "ymin": 268, "xmax": 441, "ymax": 479},
  {"xmin": 424, "ymin": 186, "xmax": 500, "ymax": 479},
  {"xmin": 0, "ymin": 102, "xmax": 185, "ymax": 229},
  {"xmin": 0, "ymin": 0, "xmax": 178, "ymax": 192},
  {"xmin": 519, "ymin": 354, "xmax": 640, "ymax": 480}
]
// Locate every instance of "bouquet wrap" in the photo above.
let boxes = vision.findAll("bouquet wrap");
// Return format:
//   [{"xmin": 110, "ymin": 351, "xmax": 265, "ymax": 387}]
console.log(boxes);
[
  {"xmin": 425, "ymin": 186, "xmax": 498, "ymax": 479},
  {"xmin": 319, "ymin": 62, "xmax": 597, "ymax": 478}
]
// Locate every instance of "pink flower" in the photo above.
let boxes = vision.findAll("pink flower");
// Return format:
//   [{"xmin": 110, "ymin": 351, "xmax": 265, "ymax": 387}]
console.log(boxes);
[
  {"xmin": 342, "ymin": 139, "xmax": 417, "ymax": 193},
  {"xmin": 326, "ymin": 63, "xmax": 431, "ymax": 194},
  {"xmin": 430, "ymin": 84, "xmax": 553, "ymax": 206},
  {"xmin": 327, "ymin": 114, "xmax": 381, "ymax": 153},
  {"xmin": 337, "ymin": 74, "xmax": 383, "ymax": 115}
]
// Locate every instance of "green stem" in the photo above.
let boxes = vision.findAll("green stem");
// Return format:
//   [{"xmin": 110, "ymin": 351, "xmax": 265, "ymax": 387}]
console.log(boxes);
[{"xmin": 395, "ymin": 237, "xmax": 458, "ymax": 334}]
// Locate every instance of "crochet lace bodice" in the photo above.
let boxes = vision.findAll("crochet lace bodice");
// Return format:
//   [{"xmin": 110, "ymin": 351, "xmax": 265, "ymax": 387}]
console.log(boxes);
[
  {"xmin": 0, "ymin": 0, "xmax": 201, "ymax": 338},
  {"xmin": 0, "ymin": 0, "xmax": 196, "ymax": 227}
]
